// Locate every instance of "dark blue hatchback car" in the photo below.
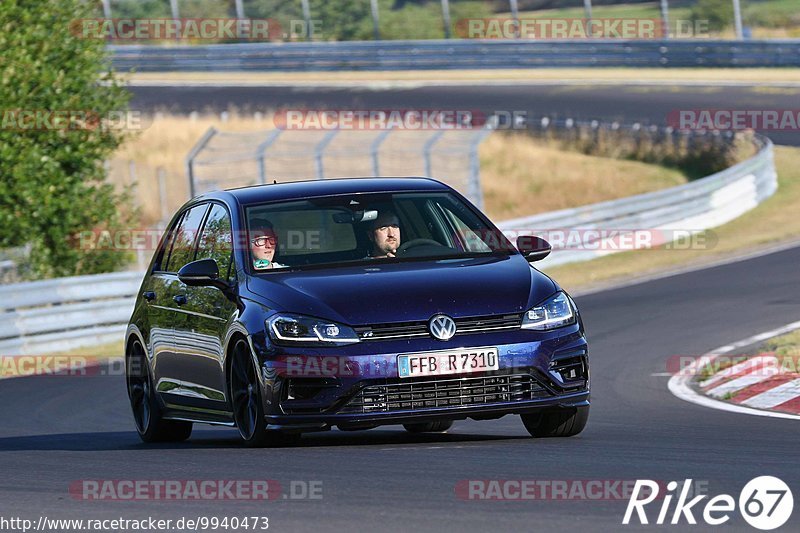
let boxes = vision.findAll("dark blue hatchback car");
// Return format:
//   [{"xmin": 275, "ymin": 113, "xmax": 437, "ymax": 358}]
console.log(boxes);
[{"xmin": 126, "ymin": 177, "xmax": 589, "ymax": 446}]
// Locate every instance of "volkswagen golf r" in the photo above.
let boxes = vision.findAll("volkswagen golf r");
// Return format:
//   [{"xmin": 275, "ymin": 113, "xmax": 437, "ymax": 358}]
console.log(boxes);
[{"xmin": 126, "ymin": 177, "xmax": 589, "ymax": 446}]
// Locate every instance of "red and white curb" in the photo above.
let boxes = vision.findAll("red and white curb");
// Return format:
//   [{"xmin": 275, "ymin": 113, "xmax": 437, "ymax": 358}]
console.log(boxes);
[{"xmin": 668, "ymin": 320, "xmax": 800, "ymax": 420}]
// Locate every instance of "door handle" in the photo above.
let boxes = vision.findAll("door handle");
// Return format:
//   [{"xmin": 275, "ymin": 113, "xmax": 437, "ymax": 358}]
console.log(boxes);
[
  {"xmin": 173, "ymin": 294, "xmax": 187, "ymax": 306},
  {"xmin": 142, "ymin": 291, "xmax": 156, "ymax": 302}
]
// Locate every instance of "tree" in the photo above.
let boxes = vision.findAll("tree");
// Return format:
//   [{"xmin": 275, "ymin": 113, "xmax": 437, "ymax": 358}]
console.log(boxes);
[
  {"xmin": 0, "ymin": 0, "xmax": 135, "ymax": 279},
  {"xmin": 690, "ymin": 0, "xmax": 735, "ymax": 32}
]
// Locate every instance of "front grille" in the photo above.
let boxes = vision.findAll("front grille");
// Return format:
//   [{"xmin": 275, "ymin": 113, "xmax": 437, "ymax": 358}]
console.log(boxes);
[
  {"xmin": 339, "ymin": 374, "xmax": 550, "ymax": 414},
  {"xmin": 354, "ymin": 313, "xmax": 522, "ymax": 341}
]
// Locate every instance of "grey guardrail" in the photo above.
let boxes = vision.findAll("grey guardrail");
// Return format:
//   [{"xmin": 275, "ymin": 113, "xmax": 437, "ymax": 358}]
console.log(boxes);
[
  {"xmin": 497, "ymin": 135, "xmax": 777, "ymax": 268},
  {"xmin": 0, "ymin": 135, "xmax": 778, "ymax": 354},
  {"xmin": 0, "ymin": 271, "xmax": 143, "ymax": 355},
  {"xmin": 109, "ymin": 39, "xmax": 800, "ymax": 71}
]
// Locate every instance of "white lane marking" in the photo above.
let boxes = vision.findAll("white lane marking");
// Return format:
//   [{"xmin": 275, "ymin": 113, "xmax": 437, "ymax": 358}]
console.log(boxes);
[
  {"xmin": 705, "ymin": 369, "xmax": 780, "ymax": 398},
  {"xmin": 699, "ymin": 354, "xmax": 777, "ymax": 388},
  {"xmin": 741, "ymin": 378, "xmax": 800, "ymax": 409},
  {"xmin": 668, "ymin": 320, "xmax": 800, "ymax": 420}
]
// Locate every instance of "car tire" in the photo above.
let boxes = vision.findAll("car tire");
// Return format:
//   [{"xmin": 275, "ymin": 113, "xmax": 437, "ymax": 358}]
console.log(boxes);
[
  {"xmin": 229, "ymin": 338, "xmax": 300, "ymax": 448},
  {"xmin": 520, "ymin": 405, "xmax": 589, "ymax": 438},
  {"xmin": 127, "ymin": 339, "xmax": 193, "ymax": 443},
  {"xmin": 403, "ymin": 420, "xmax": 454, "ymax": 433}
]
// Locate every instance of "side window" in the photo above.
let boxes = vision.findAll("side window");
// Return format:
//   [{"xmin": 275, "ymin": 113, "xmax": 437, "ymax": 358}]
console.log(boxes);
[
  {"xmin": 164, "ymin": 204, "xmax": 209, "ymax": 273},
  {"xmin": 196, "ymin": 204, "xmax": 234, "ymax": 280},
  {"xmin": 153, "ymin": 211, "xmax": 184, "ymax": 272}
]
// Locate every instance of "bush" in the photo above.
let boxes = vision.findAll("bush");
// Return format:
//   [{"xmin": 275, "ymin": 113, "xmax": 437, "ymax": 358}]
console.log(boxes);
[
  {"xmin": 690, "ymin": 0, "xmax": 735, "ymax": 32},
  {"xmin": 0, "ymin": 0, "xmax": 135, "ymax": 280}
]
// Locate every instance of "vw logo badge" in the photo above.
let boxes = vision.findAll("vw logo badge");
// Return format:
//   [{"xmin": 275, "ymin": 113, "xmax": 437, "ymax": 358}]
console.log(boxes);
[{"xmin": 428, "ymin": 314, "xmax": 456, "ymax": 341}]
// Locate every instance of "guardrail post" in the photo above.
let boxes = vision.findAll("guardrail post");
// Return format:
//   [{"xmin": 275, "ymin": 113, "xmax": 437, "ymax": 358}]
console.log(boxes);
[
  {"xmin": 185, "ymin": 126, "xmax": 217, "ymax": 198},
  {"xmin": 315, "ymin": 130, "xmax": 339, "ymax": 180},
  {"xmin": 509, "ymin": 0, "xmax": 520, "ymax": 38},
  {"xmin": 732, "ymin": 0, "xmax": 744, "ymax": 40},
  {"xmin": 659, "ymin": 0, "xmax": 670, "ymax": 38},
  {"xmin": 256, "ymin": 129, "xmax": 282, "ymax": 184},
  {"xmin": 371, "ymin": 129, "xmax": 393, "ymax": 176},
  {"xmin": 234, "ymin": 0, "xmax": 245, "ymax": 19},
  {"xmin": 370, "ymin": 0, "xmax": 381, "ymax": 40},
  {"xmin": 423, "ymin": 131, "xmax": 445, "ymax": 177},
  {"xmin": 583, "ymin": 0, "xmax": 593, "ymax": 37},
  {"xmin": 469, "ymin": 124, "xmax": 494, "ymax": 209},
  {"xmin": 440, "ymin": 0, "xmax": 451, "ymax": 39},
  {"xmin": 301, "ymin": 0, "xmax": 312, "ymax": 41}
]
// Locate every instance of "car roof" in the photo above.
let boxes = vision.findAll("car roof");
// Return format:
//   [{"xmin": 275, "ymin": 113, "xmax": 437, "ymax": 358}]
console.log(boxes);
[{"xmin": 194, "ymin": 177, "xmax": 451, "ymax": 206}]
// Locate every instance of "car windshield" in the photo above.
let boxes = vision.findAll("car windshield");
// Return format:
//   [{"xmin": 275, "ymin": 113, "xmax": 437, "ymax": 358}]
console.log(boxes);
[{"xmin": 244, "ymin": 191, "xmax": 515, "ymax": 272}]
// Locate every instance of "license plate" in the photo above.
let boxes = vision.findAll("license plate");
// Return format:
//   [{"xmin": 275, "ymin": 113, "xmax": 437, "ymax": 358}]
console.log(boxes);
[{"xmin": 397, "ymin": 347, "xmax": 499, "ymax": 378}]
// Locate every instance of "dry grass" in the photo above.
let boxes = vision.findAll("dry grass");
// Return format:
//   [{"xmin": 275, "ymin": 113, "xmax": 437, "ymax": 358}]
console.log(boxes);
[
  {"xmin": 479, "ymin": 132, "xmax": 687, "ymax": 220},
  {"xmin": 764, "ymin": 330, "xmax": 800, "ymax": 358},
  {"xmin": 547, "ymin": 145, "xmax": 800, "ymax": 292},
  {"xmin": 110, "ymin": 113, "xmax": 274, "ymax": 224},
  {"xmin": 110, "ymin": 113, "xmax": 689, "ymax": 226}
]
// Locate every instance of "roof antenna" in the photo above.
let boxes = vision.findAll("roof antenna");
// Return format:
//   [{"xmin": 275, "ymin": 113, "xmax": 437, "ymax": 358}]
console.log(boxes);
[{"xmin": 273, "ymin": 179, "xmax": 278, "ymax": 184}]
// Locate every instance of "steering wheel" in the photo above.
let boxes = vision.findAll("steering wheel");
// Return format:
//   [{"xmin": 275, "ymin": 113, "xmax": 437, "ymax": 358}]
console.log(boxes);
[{"xmin": 395, "ymin": 238, "xmax": 445, "ymax": 256}]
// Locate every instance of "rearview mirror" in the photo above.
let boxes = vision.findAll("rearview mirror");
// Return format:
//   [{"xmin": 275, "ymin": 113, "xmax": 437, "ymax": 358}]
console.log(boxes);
[
  {"xmin": 178, "ymin": 258, "xmax": 228, "ymax": 289},
  {"xmin": 516, "ymin": 235, "xmax": 552, "ymax": 262}
]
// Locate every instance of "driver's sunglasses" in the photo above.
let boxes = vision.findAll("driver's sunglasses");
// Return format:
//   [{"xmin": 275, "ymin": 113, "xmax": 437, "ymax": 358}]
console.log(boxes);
[{"xmin": 251, "ymin": 236, "xmax": 277, "ymax": 247}]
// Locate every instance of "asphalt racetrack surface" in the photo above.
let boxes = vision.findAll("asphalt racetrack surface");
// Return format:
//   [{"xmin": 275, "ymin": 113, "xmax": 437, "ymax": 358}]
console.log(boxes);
[
  {"xmin": 130, "ymin": 84, "xmax": 800, "ymax": 146},
  {"xmin": 2, "ymin": 244, "xmax": 799, "ymax": 532}
]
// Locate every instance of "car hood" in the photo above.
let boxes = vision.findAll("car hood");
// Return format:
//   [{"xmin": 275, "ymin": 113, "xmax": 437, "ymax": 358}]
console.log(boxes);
[{"xmin": 246, "ymin": 255, "xmax": 557, "ymax": 325}]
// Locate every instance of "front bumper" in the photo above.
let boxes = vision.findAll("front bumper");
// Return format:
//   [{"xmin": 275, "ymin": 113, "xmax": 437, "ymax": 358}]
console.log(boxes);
[{"xmin": 254, "ymin": 325, "xmax": 589, "ymax": 432}]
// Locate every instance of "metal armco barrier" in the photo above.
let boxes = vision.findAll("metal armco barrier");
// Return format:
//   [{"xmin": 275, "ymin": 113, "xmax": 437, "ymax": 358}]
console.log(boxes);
[
  {"xmin": 0, "ymin": 271, "xmax": 143, "ymax": 355},
  {"xmin": 109, "ymin": 39, "xmax": 800, "ymax": 71},
  {"xmin": 497, "ymin": 135, "xmax": 777, "ymax": 268}
]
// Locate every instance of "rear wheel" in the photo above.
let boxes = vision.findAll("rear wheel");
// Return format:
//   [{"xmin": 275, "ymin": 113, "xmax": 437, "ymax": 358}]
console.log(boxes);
[
  {"xmin": 520, "ymin": 406, "xmax": 589, "ymax": 438},
  {"xmin": 230, "ymin": 339, "xmax": 300, "ymax": 448},
  {"xmin": 126, "ymin": 339, "xmax": 192, "ymax": 443},
  {"xmin": 403, "ymin": 420, "xmax": 454, "ymax": 433}
]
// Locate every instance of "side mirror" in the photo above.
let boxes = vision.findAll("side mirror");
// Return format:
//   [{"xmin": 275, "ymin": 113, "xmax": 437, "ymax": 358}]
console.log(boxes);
[
  {"xmin": 178, "ymin": 258, "xmax": 228, "ymax": 289},
  {"xmin": 516, "ymin": 235, "xmax": 552, "ymax": 262}
]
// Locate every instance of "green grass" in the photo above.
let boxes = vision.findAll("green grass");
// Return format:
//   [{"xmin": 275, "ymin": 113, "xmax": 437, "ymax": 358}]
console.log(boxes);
[{"xmin": 764, "ymin": 330, "xmax": 800, "ymax": 358}]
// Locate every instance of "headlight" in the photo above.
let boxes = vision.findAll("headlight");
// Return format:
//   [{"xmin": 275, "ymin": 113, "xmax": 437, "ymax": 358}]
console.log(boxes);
[
  {"xmin": 267, "ymin": 313, "xmax": 360, "ymax": 345},
  {"xmin": 521, "ymin": 292, "xmax": 576, "ymax": 331}
]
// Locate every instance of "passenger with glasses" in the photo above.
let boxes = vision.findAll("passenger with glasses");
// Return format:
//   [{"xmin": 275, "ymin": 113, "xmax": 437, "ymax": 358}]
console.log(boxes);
[{"xmin": 249, "ymin": 218, "xmax": 287, "ymax": 270}]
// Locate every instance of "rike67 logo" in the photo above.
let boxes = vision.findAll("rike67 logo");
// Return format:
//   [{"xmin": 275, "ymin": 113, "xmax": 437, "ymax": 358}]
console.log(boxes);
[{"xmin": 623, "ymin": 476, "xmax": 793, "ymax": 530}]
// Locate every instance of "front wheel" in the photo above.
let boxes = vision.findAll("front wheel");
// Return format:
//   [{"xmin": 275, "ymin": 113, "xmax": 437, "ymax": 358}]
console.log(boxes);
[
  {"xmin": 230, "ymin": 339, "xmax": 300, "ymax": 448},
  {"xmin": 520, "ymin": 406, "xmax": 589, "ymax": 438},
  {"xmin": 126, "ymin": 340, "xmax": 192, "ymax": 443},
  {"xmin": 403, "ymin": 420, "xmax": 453, "ymax": 433}
]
